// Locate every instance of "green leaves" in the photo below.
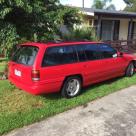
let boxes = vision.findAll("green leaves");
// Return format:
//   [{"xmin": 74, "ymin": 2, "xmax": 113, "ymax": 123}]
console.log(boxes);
[
  {"xmin": 62, "ymin": 7, "xmax": 81, "ymax": 27},
  {"xmin": 0, "ymin": 22, "xmax": 18, "ymax": 58},
  {"xmin": 92, "ymin": 0, "xmax": 116, "ymax": 10},
  {"xmin": 0, "ymin": 0, "xmax": 81, "ymax": 57},
  {"xmin": 124, "ymin": 0, "xmax": 136, "ymax": 12},
  {"xmin": 62, "ymin": 26, "xmax": 97, "ymax": 41},
  {"xmin": 0, "ymin": 7, "xmax": 12, "ymax": 19}
]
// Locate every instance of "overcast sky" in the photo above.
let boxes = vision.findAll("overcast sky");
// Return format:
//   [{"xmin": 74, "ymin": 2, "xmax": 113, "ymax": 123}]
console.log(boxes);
[{"xmin": 60, "ymin": 0, "xmax": 126, "ymax": 10}]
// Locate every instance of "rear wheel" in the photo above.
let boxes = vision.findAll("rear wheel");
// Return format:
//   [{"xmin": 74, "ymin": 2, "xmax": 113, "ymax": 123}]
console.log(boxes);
[
  {"xmin": 61, "ymin": 76, "xmax": 82, "ymax": 98},
  {"xmin": 126, "ymin": 62, "xmax": 135, "ymax": 77}
]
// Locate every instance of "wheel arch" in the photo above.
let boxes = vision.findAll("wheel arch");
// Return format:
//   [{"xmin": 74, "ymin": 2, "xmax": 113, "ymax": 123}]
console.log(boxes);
[
  {"xmin": 130, "ymin": 60, "xmax": 136, "ymax": 68},
  {"xmin": 64, "ymin": 74, "xmax": 83, "ymax": 84},
  {"xmin": 60, "ymin": 74, "xmax": 84, "ymax": 91},
  {"xmin": 60, "ymin": 74, "xmax": 83, "ymax": 98}
]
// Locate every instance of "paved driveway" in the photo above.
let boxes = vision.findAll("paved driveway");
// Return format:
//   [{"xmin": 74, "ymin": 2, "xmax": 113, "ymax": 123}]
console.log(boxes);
[{"xmin": 5, "ymin": 86, "xmax": 136, "ymax": 136}]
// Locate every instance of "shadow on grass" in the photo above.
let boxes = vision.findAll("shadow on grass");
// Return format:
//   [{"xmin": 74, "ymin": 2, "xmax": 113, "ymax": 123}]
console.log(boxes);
[
  {"xmin": 81, "ymin": 76, "xmax": 123, "ymax": 95},
  {"xmin": 41, "ymin": 92, "xmax": 61, "ymax": 100},
  {"xmin": 41, "ymin": 76, "xmax": 124, "ymax": 100}
]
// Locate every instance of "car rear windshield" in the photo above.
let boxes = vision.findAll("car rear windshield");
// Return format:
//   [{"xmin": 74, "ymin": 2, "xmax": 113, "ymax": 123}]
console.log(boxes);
[{"xmin": 11, "ymin": 46, "xmax": 39, "ymax": 66}]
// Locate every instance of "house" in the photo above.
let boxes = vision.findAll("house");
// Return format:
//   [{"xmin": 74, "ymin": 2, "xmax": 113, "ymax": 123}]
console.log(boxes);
[{"xmin": 80, "ymin": 8, "xmax": 136, "ymax": 42}]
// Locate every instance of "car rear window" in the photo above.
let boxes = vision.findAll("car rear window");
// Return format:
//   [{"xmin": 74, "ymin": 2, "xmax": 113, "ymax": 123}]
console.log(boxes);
[{"xmin": 11, "ymin": 46, "xmax": 39, "ymax": 66}]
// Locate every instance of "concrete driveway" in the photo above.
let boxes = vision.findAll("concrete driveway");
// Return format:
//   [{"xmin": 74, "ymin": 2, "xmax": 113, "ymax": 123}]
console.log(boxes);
[{"xmin": 5, "ymin": 85, "xmax": 136, "ymax": 136}]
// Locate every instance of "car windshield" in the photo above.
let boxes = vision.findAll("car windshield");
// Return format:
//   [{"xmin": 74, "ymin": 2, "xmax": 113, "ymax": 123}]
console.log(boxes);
[{"xmin": 11, "ymin": 46, "xmax": 39, "ymax": 66}]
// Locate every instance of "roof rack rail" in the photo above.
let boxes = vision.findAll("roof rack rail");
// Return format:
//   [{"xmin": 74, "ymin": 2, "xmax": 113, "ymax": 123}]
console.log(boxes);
[{"xmin": 38, "ymin": 39, "xmax": 92, "ymax": 44}]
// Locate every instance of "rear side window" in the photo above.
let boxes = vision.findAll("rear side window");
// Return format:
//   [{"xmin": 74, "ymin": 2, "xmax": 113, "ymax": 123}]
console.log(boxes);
[
  {"xmin": 42, "ymin": 46, "xmax": 77, "ymax": 67},
  {"xmin": 11, "ymin": 46, "xmax": 39, "ymax": 66}
]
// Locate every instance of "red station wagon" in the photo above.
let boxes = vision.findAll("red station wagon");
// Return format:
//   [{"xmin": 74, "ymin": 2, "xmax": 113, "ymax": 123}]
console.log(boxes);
[{"xmin": 9, "ymin": 41, "xmax": 136, "ymax": 98}]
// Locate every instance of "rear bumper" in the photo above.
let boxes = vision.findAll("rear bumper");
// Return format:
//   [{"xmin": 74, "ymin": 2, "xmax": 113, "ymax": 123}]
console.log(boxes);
[{"xmin": 9, "ymin": 76, "xmax": 62, "ymax": 95}]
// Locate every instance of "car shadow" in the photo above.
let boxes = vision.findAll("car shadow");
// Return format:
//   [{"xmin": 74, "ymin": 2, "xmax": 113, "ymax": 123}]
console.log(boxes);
[
  {"xmin": 41, "ymin": 76, "xmax": 124, "ymax": 100},
  {"xmin": 41, "ymin": 92, "xmax": 61, "ymax": 100},
  {"xmin": 81, "ymin": 76, "xmax": 124, "ymax": 94}
]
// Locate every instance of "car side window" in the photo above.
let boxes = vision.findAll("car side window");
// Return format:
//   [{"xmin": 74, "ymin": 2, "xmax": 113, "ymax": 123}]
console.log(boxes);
[
  {"xmin": 76, "ymin": 45, "xmax": 87, "ymax": 62},
  {"xmin": 42, "ymin": 46, "xmax": 77, "ymax": 67},
  {"xmin": 98, "ymin": 44, "xmax": 117, "ymax": 59},
  {"xmin": 84, "ymin": 44, "xmax": 104, "ymax": 60}
]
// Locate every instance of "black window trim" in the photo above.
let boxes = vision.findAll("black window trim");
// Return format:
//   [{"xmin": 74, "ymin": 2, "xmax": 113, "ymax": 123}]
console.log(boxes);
[
  {"xmin": 74, "ymin": 44, "xmax": 88, "ymax": 62},
  {"xmin": 75, "ymin": 43, "xmax": 118, "ymax": 61},
  {"xmin": 41, "ymin": 43, "xmax": 118, "ymax": 67},
  {"xmin": 83, "ymin": 43, "xmax": 100, "ymax": 61}
]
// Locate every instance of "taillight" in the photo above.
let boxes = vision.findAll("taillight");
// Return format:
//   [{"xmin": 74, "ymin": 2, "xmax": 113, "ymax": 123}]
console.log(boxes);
[{"xmin": 31, "ymin": 70, "xmax": 40, "ymax": 81}]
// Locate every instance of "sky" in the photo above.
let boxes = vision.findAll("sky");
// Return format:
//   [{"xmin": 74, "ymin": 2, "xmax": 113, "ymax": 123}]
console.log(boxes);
[{"xmin": 60, "ymin": 0, "xmax": 126, "ymax": 10}]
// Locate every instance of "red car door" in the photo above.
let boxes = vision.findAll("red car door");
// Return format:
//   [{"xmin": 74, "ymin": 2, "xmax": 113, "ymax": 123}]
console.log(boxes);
[
  {"xmin": 76, "ymin": 44, "xmax": 127, "ymax": 86},
  {"xmin": 97, "ymin": 44, "xmax": 127, "ymax": 78},
  {"xmin": 75, "ymin": 44, "xmax": 115, "ymax": 85}
]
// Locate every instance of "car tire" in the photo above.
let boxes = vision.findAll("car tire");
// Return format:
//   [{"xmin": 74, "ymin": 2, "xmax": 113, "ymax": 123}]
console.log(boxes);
[
  {"xmin": 125, "ymin": 62, "xmax": 135, "ymax": 77},
  {"xmin": 61, "ymin": 76, "xmax": 82, "ymax": 98}
]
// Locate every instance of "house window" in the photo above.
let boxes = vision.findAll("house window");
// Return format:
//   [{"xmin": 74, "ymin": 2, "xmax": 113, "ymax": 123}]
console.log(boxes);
[
  {"xmin": 100, "ymin": 20, "xmax": 120, "ymax": 41},
  {"xmin": 101, "ymin": 20, "xmax": 113, "ymax": 41}
]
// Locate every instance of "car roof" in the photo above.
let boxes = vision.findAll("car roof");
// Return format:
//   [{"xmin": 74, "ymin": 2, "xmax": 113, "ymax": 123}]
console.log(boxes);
[{"xmin": 20, "ymin": 41, "xmax": 104, "ymax": 47}]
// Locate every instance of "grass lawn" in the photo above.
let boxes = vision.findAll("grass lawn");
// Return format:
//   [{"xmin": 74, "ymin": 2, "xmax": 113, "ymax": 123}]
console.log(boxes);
[
  {"xmin": 0, "ymin": 65, "xmax": 6, "ymax": 72},
  {"xmin": 0, "ymin": 75, "xmax": 136, "ymax": 135},
  {"xmin": 0, "ymin": 58, "xmax": 7, "ymax": 72}
]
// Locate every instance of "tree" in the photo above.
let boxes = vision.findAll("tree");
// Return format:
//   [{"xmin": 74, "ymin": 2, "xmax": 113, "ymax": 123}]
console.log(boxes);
[
  {"xmin": 0, "ymin": 22, "xmax": 18, "ymax": 58},
  {"xmin": 62, "ymin": 6, "xmax": 81, "ymax": 28},
  {"xmin": 0, "ymin": 0, "xmax": 81, "ymax": 57},
  {"xmin": 124, "ymin": 0, "xmax": 136, "ymax": 12},
  {"xmin": 124, "ymin": 0, "xmax": 132, "ymax": 5},
  {"xmin": 92, "ymin": 0, "xmax": 116, "ymax": 10}
]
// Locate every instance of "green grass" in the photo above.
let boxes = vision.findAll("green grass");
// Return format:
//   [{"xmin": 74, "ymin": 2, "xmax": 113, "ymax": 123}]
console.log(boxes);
[
  {"xmin": 0, "ymin": 59, "xmax": 7, "ymax": 72},
  {"xmin": 0, "ymin": 75, "xmax": 136, "ymax": 135},
  {"xmin": 0, "ymin": 65, "xmax": 6, "ymax": 72}
]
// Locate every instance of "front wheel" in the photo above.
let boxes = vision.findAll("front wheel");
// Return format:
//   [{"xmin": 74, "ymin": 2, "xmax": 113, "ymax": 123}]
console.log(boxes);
[
  {"xmin": 125, "ymin": 62, "xmax": 135, "ymax": 77},
  {"xmin": 61, "ymin": 76, "xmax": 82, "ymax": 98}
]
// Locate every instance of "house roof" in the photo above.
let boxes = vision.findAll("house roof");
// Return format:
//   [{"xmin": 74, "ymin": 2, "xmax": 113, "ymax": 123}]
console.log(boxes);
[{"xmin": 80, "ymin": 8, "xmax": 136, "ymax": 18}]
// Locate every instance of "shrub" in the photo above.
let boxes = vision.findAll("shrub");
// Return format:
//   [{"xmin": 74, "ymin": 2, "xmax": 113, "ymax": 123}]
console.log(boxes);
[
  {"xmin": 0, "ymin": 22, "xmax": 18, "ymax": 58},
  {"xmin": 61, "ymin": 26, "xmax": 98, "ymax": 41}
]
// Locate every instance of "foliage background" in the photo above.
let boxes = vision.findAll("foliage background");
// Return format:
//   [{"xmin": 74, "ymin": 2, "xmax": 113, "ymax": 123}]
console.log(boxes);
[
  {"xmin": 92, "ymin": 0, "xmax": 116, "ymax": 10},
  {"xmin": 124, "ymin": 0, "xmax": 136, "ymax": 12},
  {"xmin": 0, "ymin": 0, "xmax": 82, "ymax": 57}
]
